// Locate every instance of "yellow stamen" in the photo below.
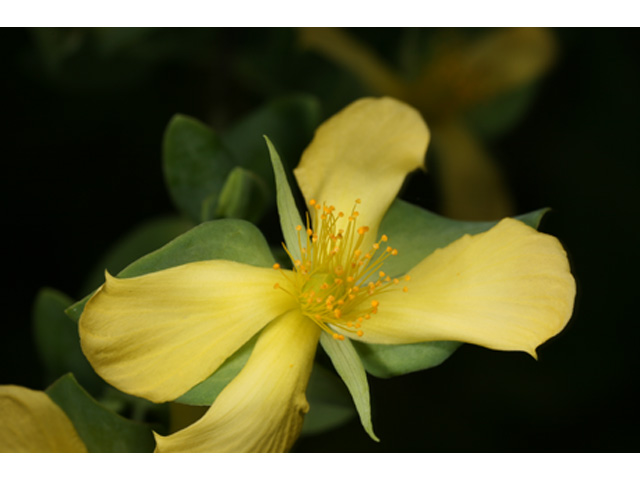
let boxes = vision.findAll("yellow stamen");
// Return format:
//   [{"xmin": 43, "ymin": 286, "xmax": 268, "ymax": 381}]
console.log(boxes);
[{"xmin": 275, "ymin": 199, "xmax": 407, "ymax": 341}]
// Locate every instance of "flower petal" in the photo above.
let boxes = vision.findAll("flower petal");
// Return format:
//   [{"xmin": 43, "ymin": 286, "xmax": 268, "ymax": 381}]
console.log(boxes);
[
  {"xmin": 298, "ymin": 28, "xmax": 405, "ymax": 97},
  {"xmin": 294, "ymin": 97, "xmax": 429, "ymax": 242},
  {"xmin": 0, "ymin": 385, "xmax": 87, "ymax": 452},
  {"xmin": 432, "ymin": 121, "xmax": 514, "ymax": 220},
  {"xmin": 155, "ymin": 310, "xmax": 319, "ymax": 452},
  {"xmin": 356, "ymin": 218, "xmax": 575, "ymax": 356},
  {"xmin": 79, "ymin": 260, "xmax": 296, "ymax": 403}
]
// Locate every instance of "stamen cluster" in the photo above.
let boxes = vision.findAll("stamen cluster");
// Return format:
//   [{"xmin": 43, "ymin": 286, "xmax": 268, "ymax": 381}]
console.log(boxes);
[{"xmin": 273, "ymin": 199, "xmax": 409, "ymax": 340}]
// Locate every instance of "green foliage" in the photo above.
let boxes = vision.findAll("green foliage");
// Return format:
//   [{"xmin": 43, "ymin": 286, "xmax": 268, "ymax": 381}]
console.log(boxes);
[
  {"xmin": 353, "ymin": 341, "xmax": 462, "ymax": 379},
  {"xmin": 163, "ymin": 95, "xmax": 320, "ymax": 224},
  {"xmin": 265, "ymin": 136, "xmax": 305, "ymax": 261},
  {"xmin": 163, "ymin": 114, "xmax": 236, "ymax": 223},
  {"xmin": 222, "ymin": 94, "xmax": 321, "ymax": 188},
  {"xmin": 212, "ymin": 167, "xmax": 270, "ymax": 223},
  {"xmin": 46, "ymin": 374, "xmax": 156, "ymax": 453},
  {"xmin": 32, "ymin": 288, "xmax": 102, "ymax": 393},
  {"xmin": 320, "ymin": 333, "xmax": 378, "ymax": 442},
  {"xmin": 66, "ymin": 219, "xmax": 274, "ymax": 322}
]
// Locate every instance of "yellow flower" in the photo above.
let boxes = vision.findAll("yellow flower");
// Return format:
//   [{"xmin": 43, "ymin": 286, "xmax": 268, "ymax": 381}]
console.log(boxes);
[
  {"xmin": 0, "ymin": 385, "xmax": 87, "ymax": 452},
  {"xmin": 299, "ymin": 28, "xmax": 557, "ymax": 221},
  {"xmin": 79, "ymin": 97, "xmax": 575, "ymax": 452}
]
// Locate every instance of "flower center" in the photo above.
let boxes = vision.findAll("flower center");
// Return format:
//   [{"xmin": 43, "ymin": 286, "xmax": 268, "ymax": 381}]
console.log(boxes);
[{"xmin": 273, "ymin": 199, "xmax": 409, "ymax": 340}]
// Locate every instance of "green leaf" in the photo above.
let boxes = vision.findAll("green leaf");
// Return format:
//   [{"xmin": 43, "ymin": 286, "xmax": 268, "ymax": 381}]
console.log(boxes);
[
  {"xmin": 320, "ymin": 333, "xmax": 378, "ymax": 442},
  {"xmin": 66, "ymin": 218, "xmax": 274, "ymax": 322},
  {"xmin": 301, "ymin": 364, "xmax": 356, "ymax": 436},
  {"xmin": 32, "ymin": 288, "xmax": 102, "ymax": 393},
  {"xmin": 163, "ymin": 97, "xmax": 320, "ymax": 225},
  {"xmin": 213, "ymin": 166, "xmax": 270, "ymax": 223},
  {"xmin": 163, "ymin": 114, "xmax": 236, "ymax": 223},
  {"xmin": 81, "ymin": 215, "xmax": 194, "ymax": 293},
  {"xmin": 265, "ymin": 136, "xmax": 305, "ymax": 261},
  {"xmin": 46, "ymin": 374, "xmax": 156, "ymax": 452},
  {"xmin": 222, "ymin": 94, "xmax": 321, "ymax": 189},
  {"xmin": 175, "ymin": 333, "xmax": 259, "ymax": 406},
  {"xmin": 379, "ymin": 199, "xmax": 548, "ymax": 278},
  {"xmin": 353, "ymin": 200, "xmax": 549, "ymax": 378},
  {"xmin": 353, "ymin": 341, "xmax": 462, "ymax": 379}
]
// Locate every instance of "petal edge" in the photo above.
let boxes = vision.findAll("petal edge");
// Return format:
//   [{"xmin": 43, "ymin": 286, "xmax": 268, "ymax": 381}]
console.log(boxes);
[
  {"xmin": 356, "ymin": 218, "xmax": 575, "ymax": 356},
  {"xmin": 80, "ymin": 260, "xmax": 296, "ymax": 403}
]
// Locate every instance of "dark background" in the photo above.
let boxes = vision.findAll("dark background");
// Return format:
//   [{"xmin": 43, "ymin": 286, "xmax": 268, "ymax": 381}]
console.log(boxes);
[{"xmin": 2, "ymin": 28, "xmax": 638, "ymax": 452}]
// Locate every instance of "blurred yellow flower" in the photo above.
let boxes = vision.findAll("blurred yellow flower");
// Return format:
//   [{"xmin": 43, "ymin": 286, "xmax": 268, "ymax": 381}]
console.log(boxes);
[
  {"xmin": 0, "ymin": 385, "xmax": 87, "ymax": 452},
  {"xmin": 79, "ymin": 97, "xmax": 575, "ymax": 452},
  {"xmin": 299, "ymin": 28, "xmax": 556, "ymax": 221}
]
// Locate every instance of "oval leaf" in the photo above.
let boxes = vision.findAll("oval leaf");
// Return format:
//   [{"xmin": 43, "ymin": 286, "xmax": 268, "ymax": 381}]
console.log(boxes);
[
  {"xmin": 353, "ymin": 341, "xmax": 462, "ymax": 379},
  {"xmin": 214, "ymin": 166, "xmax": 270, "ymax": 223},
  {"xmin": 46, "ymin": 374, "xmax": 155, "ymax": 453},
  {"xmin": 163, "ymin": 114, "xmax": 236, "ymax": 222}
]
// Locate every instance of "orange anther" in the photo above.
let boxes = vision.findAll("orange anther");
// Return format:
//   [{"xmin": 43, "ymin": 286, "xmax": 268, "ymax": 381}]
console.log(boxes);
[{"xmin": 273, "ymin": 263, "xmax": 280, "ymax": 270}]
